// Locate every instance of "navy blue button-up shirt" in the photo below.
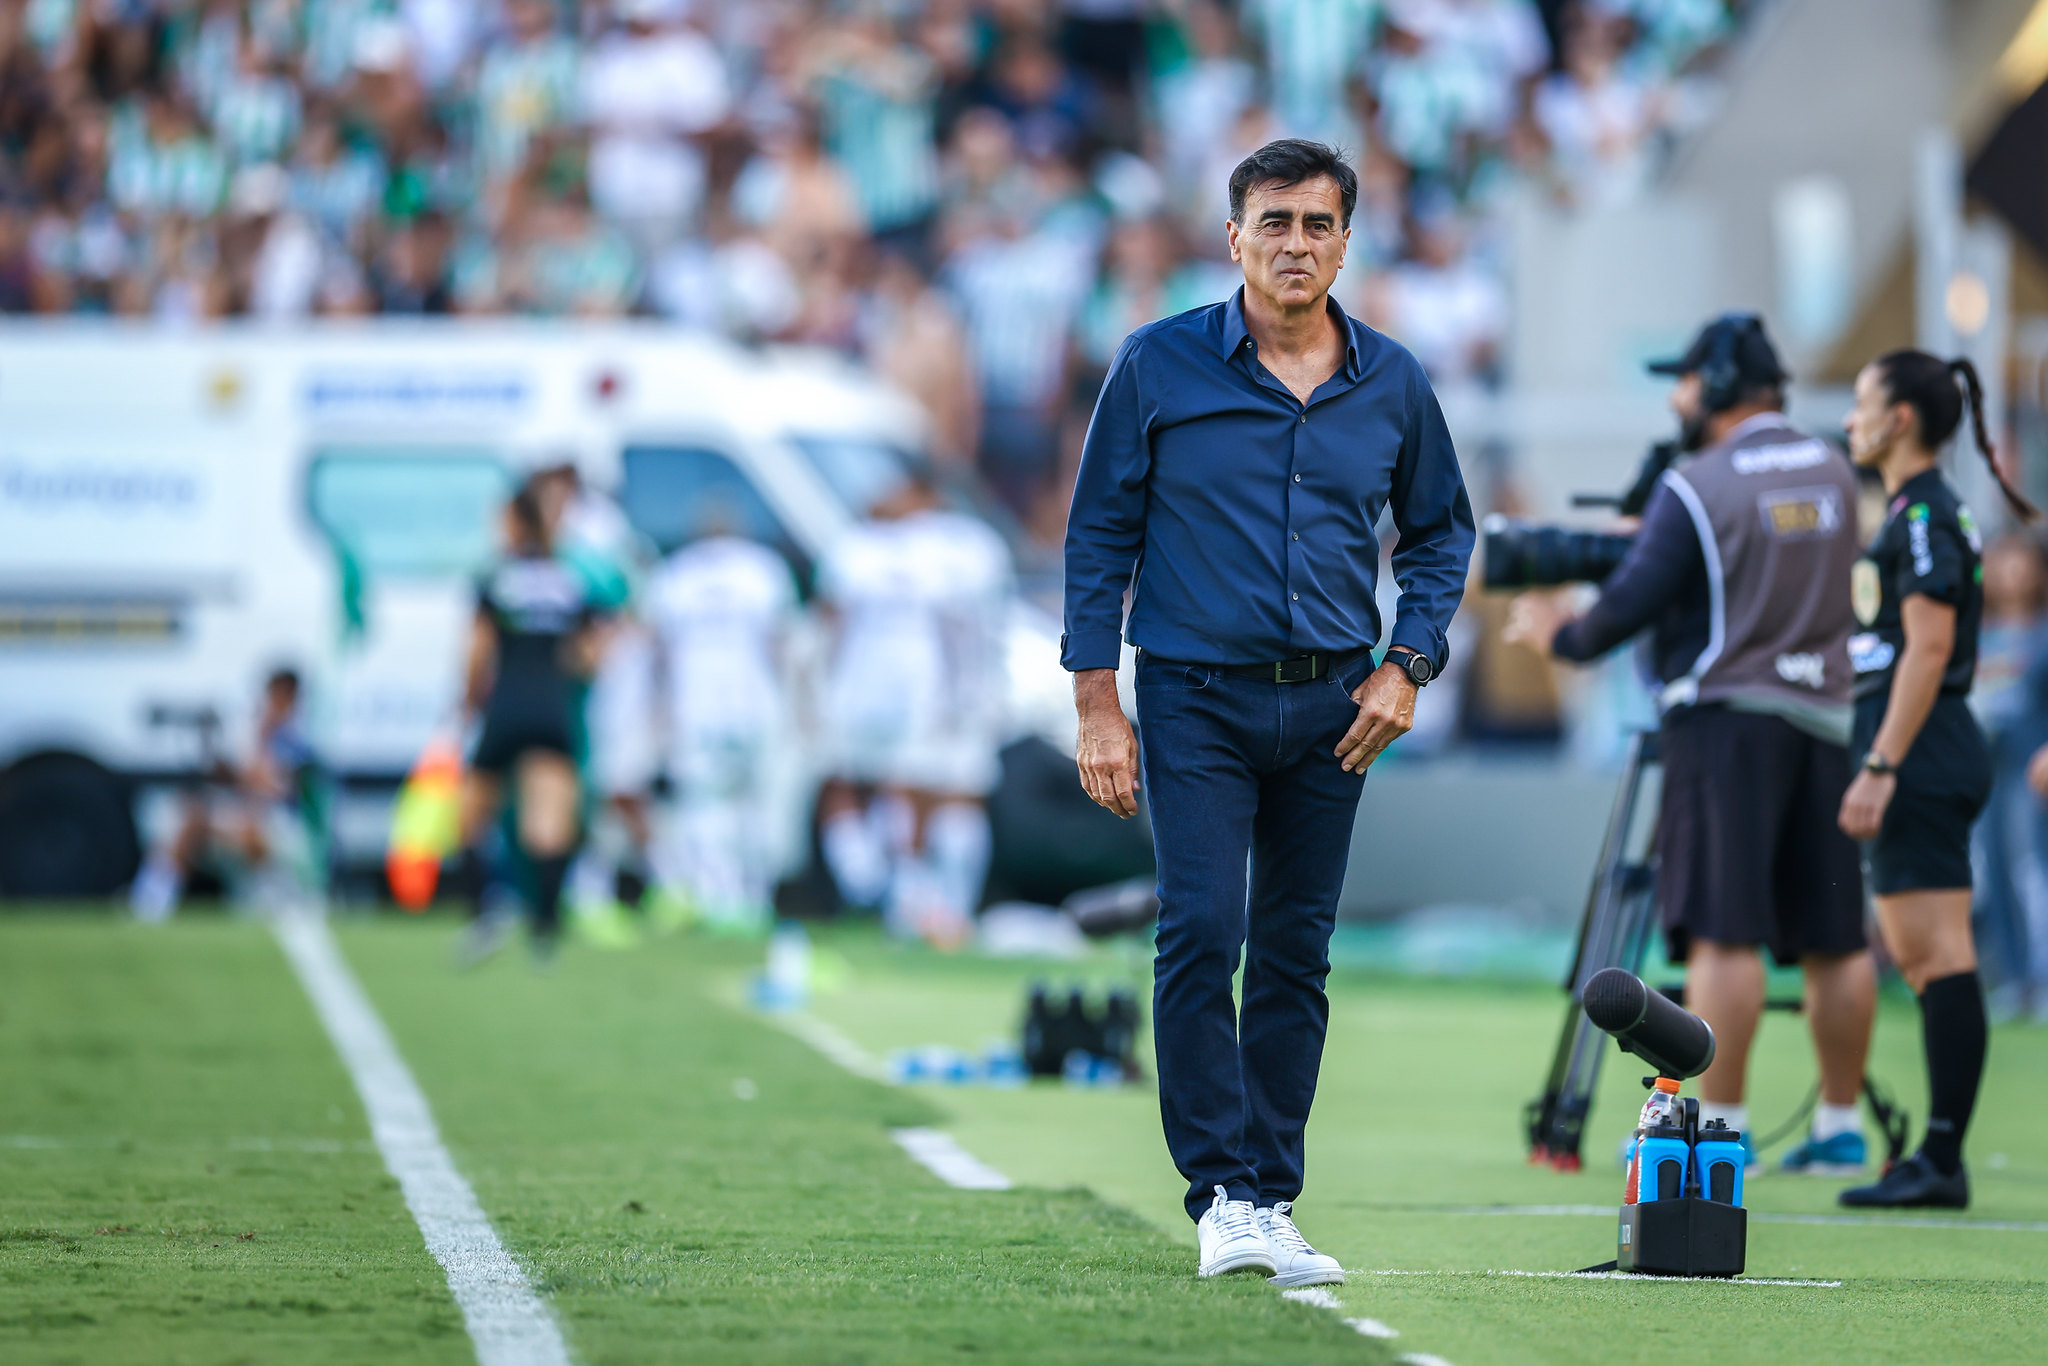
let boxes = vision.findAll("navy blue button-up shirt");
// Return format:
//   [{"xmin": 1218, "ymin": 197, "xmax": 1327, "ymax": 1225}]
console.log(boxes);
[{"xmin": 1061, "ymin": 289, "xmax": 1474, "ymax": 672}]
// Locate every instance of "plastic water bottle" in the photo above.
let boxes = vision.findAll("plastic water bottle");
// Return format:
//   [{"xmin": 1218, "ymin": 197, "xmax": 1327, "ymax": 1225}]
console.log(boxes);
[
  {"xmin": 1693, "ymin": 1121, "xmax": 1746, "ymax": 1207},
  {"xmin": 752, "ymin": 921, "xmax": 811, "ymax": 1013},
  {"xmin": 1623, "ymin": 1077, "xmax": 1684, "ymax": 1205},
  {"xmin": 982, "ymin": 1041, "xmax": 1027, "ymax": 1087}
]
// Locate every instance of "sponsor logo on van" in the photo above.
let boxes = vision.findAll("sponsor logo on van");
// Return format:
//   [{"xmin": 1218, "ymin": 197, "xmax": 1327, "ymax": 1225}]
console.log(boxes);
[
  {"xmin": 0, "ymin": 461, "xmax": 202, "ymax": 513},
  {"xmin": 303, "ymin": 370, "xmax": 530, "ymax": 417}
]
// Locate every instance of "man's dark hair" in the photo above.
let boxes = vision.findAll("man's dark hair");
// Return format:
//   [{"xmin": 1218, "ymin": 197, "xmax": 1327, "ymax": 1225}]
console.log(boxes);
[
  {"xmin": 265, "ymin": 667, "xmax": 301, "ymax": 699},
  {"xmin": 1228, "ymin": 140, "xmax": 1357, "ymax": 229}
]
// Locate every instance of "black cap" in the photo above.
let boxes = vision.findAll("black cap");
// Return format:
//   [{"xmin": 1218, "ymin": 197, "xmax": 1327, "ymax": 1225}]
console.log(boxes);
[{"xmin": 1646, "ymin": 313, "xmax": 1789, "ymax": 386}]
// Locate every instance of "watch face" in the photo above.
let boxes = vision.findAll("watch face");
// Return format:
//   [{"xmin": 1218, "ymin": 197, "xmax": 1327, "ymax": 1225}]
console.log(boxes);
[{"xmin": 1408, "ymin": 654, "xmax": 1433, "ymax": 684}]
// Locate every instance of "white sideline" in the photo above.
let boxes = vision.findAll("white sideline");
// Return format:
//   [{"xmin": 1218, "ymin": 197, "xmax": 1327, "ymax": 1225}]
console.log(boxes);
[
  {"xmin": 769, "ymin": 1010, "xmax": 1016, "ymax": 1192},
  {"xmin": 776, "ymin": 1011, "xmax": 892, "ymax": 1083},
  {"xmin": 891, "ymin": 1127, "xmax": 1013, "ymax": 1190},
  {"xmin": 1419, "ymin": 1202, "xmax": 2048, "ymax": 1234},
  {"xmin": 274, "ymin": 914, "xmax": 572, "ymax": 1366},
  {"xmin": 1364, "ymin": 1268, "xmax": 1841, "ymax": 1288},
  {"xmin": 1278, "ymin": 1286, "xmax": 1400, "ymax": 1339}
]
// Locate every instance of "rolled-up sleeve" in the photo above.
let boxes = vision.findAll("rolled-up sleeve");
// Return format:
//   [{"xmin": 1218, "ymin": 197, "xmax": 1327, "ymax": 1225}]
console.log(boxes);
[
  {"xmin": 1385, "ymin": 370, "xmax": 1476, "ymax": 669},
  {"xmin": 1061, "ymin": 335, "xmax": 1151, "ymax": 671}
]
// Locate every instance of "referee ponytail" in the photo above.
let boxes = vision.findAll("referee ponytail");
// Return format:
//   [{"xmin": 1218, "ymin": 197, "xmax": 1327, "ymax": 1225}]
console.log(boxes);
[{"xmin": 1875, "ymin": 349, "xmax": 2039, "ymax": 522}]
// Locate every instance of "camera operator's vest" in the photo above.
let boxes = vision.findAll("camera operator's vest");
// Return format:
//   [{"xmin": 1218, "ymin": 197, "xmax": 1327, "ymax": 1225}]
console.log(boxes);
[{"xmin": 1657, "ymin": 414, "xmax": 1859, "ymax": 742}]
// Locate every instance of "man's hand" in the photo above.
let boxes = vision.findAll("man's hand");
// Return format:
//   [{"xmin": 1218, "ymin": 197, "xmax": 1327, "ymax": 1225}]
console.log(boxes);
[
  {"xmin": 1073, "ymin": 668, "xmax": 1140, "ymax": 818},
  {"xmin": 1838, "ymin": 768, "xmax": 1896, "ymax": 842},
  {"xmin": 1502, "ymin": 591, "xmax": 1571, "ymax": 655},
  {"xmin": 1333, "ymin": 660, "xmax": 1416, "ymax": 774}
]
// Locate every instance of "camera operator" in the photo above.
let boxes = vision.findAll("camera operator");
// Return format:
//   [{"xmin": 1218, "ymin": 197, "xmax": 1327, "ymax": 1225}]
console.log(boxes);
[{"xmin": 1506, "ymin": 315, "xmax": 1877, "ymax": 1174}]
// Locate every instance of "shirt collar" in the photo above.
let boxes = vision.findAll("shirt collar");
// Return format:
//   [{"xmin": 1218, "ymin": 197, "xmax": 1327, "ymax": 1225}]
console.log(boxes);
[
  {"xmin": 1220, "ymin": 286, "xmax": 1362, "ymax": 380},
  {"xmin": 1725, "ymin": 410, "xmax": 1789, "ymax": 441}
]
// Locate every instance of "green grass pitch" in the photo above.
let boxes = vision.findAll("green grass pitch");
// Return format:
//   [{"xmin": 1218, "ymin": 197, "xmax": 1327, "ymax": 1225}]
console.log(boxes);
[{"xmin": 2, "ymin": 910, "xmax": 2045, "ymax": 1364}]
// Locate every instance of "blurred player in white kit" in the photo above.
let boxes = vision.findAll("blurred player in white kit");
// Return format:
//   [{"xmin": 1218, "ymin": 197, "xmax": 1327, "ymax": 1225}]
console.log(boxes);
[
  {"xmin": 816, "ymin": 473, "xmax": 1012, "ymax": 946},
  {"xmin": 647, "ymin": 527, "xmax": 800, "ymax": 932}
]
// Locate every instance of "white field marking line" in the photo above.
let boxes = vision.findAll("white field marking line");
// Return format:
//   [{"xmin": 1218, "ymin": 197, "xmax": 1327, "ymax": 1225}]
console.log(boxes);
[
  {"xmin": 1411, "ymin": 1203, "xmax": 2048, "ymax": 1234},
  {"xmin": 273, "ymin": 913, "xmax": 572, "ymax": 1366},
  {"xmin": 1277, "ymin": 1286, "xmax": 1403, "ymax": 1343},
  {"xmin": 1362, "ymin": 1268, "xmax": 1842, "ymax": 1288},
  {"xmin": 772, "ymin": 1010, "xmax": 892, "ymax": 1083},
  {"xmin": 891, "ymin": 1127, "xmax": 1013, "ymax": 1190},
  {"xmin": 770, "ymin": 1009, "xmax": 1017, "ymax": 1194}
]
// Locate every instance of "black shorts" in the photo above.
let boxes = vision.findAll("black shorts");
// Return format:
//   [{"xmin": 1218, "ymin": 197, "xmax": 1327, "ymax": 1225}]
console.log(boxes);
[
  {"xmin": 1658, "ymin": 705, "xmax": 1866, "ymax": 965},
  {"xmin": 470, "ymin": 709, "xmax": 575, "ymax": 777},
  {"xmin": 1852, "ymin": 693, "xmax": 1992, "ymax": 895}
]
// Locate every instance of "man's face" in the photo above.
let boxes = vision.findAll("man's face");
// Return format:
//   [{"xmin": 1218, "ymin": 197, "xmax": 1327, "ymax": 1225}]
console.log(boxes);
[
  {"xmin": 1666, "ymin": 372, "xmax": 1703, "ymax": 427},
  {"xmin": 1227, "ymin": 176, "xmax": 1348, "ymax": 312}
]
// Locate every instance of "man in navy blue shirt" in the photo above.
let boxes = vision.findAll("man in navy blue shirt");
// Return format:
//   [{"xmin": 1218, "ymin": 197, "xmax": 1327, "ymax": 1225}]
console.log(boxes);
[{"xmin": 1062, "ymin": 140, "xmax": 1474, "ymax": 1284}]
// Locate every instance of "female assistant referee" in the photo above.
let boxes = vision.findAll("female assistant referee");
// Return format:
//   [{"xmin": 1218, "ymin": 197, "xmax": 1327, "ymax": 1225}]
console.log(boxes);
[
  {"xmin": 1837, "ymin": 350, "xmax": 2037, "ymax": 1208},
  {"xmin": 456, "ymin": 486, "xmax": 603, "ymax": 963}
]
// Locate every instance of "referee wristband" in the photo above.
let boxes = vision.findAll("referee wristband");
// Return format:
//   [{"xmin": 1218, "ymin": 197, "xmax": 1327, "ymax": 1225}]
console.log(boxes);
[{"xmin": 1863, "ymin": 752, "xmax": 1896, "ymax": 776}]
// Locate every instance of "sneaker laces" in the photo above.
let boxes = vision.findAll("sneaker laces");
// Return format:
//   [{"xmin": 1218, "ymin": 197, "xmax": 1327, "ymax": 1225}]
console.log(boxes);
[
  {"xmin": 1209, "ymin": 1185, "xmax": 1259, "ymax": 1240},
  {"xmin": 1263, "ymin": 1201, "xmax": 1316, "ymax": 1254}
]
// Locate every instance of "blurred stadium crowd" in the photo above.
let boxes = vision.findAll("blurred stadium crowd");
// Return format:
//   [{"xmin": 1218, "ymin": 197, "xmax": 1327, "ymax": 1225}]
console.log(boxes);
[{"xmin": 0, "ymin": 0, "xmax": 1752, "ymax": 536}]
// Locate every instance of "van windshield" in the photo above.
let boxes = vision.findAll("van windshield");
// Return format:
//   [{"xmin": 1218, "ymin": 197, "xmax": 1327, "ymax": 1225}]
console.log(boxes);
[
  {"xmin": 308, "ymin": 451, "xmax": 508, "ymax": 578},
  {"xmin": 619, "ymin": 444, "xmax": 810, "ymax": 583},
  {"xmin": 788, "ymin": 435, "xmax": 912, "ymax": 518}
]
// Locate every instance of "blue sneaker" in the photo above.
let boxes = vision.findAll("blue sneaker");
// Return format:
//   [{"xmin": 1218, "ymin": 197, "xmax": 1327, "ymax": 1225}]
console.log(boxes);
[{"xmin": 1779, "ymin": 1130, "xmax": 1867, "ymax": 1176}]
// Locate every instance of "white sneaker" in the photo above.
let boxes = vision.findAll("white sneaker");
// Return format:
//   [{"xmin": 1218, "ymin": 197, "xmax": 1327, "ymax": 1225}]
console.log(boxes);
[
  {"xmin": 1196, "ymin": 1185, "xmax": 1275, "ymax": 1278},
  {"xmin": 1260, "ymin": 1202, "xmax": 1344, "ymax": 1286}
]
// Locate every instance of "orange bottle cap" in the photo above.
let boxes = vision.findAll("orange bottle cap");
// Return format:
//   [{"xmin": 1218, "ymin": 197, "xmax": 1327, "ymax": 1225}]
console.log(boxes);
[{"xmin": 1653, "ymin": 1077, "xmax": 1682, "ymax": 1093}]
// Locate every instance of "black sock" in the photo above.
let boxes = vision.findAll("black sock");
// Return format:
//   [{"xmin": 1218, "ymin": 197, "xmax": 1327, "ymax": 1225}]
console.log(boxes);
[
  {"xmin": 454, "ymin": 848, "xmax": 487, "ymax": 919},
  {"xmin": 531, "ymin": 854, "xmax": 570, "ymax": 940},
  {"xmin": 1918, "ymin": 971, "xmax": 1987, "ymax": 1176}
]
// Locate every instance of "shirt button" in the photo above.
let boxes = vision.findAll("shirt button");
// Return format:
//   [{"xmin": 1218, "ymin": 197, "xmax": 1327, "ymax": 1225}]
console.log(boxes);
[
  {"xmin": 1292, "ymin": 532, "xmax": 1300, "ymax": 541},
  {"xmin": 1293, "ymin": 474, "xmax": 1301, "ymax": 482},
  {"xmin": 1291, "ymin": 592, "xmax": 1299, "ymax": 601},
  {"xmin": 1299, "ymin": 414, "xmax": 1307, "ymax": 424}
]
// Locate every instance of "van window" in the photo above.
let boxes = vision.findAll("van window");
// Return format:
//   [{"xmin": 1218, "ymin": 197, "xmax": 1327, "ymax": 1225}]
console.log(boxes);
[
  {"xmin": 789, "ymin": 435, "xmax": 912, "ymax": 518},
  {"xmin": 619, "ymin": 444, "xmax": 809, "ymax": 580},
  {"xmin": 308, "ymin": 451, "xmax": 508, "ymax": 578}
]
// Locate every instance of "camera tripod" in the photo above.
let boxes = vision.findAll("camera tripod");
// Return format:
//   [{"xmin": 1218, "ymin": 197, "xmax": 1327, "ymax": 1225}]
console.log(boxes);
[{"xmin": 1525, "ymin": 730, "xmax": 1910, "ymax": 1170}]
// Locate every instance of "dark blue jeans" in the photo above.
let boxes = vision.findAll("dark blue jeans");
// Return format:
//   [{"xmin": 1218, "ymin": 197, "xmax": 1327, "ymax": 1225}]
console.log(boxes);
[{"xmin": 1135, "ymin": 650, "xmax": 1371, "ymax": 1221}]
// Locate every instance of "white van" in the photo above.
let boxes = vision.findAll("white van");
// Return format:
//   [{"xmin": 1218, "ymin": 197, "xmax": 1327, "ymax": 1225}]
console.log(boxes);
[{"xmin": 0, "ymin": 321, "xmax": 1069, "ymax": 897}]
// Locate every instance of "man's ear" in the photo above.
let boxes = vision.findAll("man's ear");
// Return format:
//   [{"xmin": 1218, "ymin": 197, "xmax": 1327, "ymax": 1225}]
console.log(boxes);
[{"xmin": 1226, "ymin": 217, "xmax": 1241, "ymax": 263}]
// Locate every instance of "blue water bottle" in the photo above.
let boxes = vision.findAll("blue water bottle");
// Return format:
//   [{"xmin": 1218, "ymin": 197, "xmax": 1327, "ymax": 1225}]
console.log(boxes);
[
  {"xmin": 1693, "ymin": 1121, "xmax": 1746, "ymax": 1207},
  {"xmin": 1635, "ymin": 1125, "xmax": 1691, "ymax": 1202}
]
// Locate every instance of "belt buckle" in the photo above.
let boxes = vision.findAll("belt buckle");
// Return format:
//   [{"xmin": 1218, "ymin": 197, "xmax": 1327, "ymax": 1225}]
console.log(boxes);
[{"xmin": 1274, "ymin": 656, "xmax": 1317, "ymax": 684}]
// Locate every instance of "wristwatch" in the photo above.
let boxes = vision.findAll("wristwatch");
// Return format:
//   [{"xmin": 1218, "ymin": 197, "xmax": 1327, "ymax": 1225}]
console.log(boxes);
[
  {"xmin": 1863, "ymin": 752, "xmax": 1896, "ymax": 776},
  {"xmin": 1390, "ymin": 647, "xmax": 1435, "ymax": 687}
]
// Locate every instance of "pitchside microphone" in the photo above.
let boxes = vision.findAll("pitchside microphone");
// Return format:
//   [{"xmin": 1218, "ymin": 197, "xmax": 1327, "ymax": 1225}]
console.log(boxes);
[{"xmin": 1583, "ymin": 968, "xmax": 1716, "ymax": 1080}]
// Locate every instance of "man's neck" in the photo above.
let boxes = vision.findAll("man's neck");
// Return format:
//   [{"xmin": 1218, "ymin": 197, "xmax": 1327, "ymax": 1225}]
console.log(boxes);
[
  {"xmin": 1242, "ymin": 286, "xmax": 1337, "ymax": 359},
  {"xmin": 1701, "ymin": 403, "xmax": 1782, "ymax": 446}
]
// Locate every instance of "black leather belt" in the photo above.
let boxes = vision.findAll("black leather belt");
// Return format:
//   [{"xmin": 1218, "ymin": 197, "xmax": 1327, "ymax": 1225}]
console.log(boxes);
[{"xmin": 1203, "ymin": 650, "xmax": 1365, "ymax": 684}]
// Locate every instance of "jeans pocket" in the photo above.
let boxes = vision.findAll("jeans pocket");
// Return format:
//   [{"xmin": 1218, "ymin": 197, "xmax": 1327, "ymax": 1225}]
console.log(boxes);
[
  {"xmin": 1136, "ymin": 661, "xmax": 1212, "ymax": 691},
  {"xmin": 1327, "ymin": 654, "xmax": 1369, "ymax": 700}
]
